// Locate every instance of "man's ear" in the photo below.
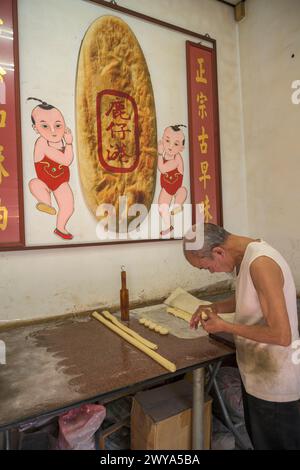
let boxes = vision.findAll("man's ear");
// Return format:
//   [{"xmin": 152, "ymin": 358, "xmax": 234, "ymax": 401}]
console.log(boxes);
[
  {"xmin": 212, "ymin": 246, "xmax": 225, "ymax": 258},
  {"xmin": 32, "ymin": 124, "xmax": 38, "ymax": 134}
]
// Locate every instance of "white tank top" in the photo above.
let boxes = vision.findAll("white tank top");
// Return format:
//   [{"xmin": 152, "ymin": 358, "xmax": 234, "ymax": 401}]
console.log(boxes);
[{"xmin": 235, "ymin": 240, "xmax": 300, "ymax": 402}]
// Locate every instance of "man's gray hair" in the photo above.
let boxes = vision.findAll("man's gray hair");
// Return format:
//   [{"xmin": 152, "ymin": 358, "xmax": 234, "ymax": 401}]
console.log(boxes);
[{"xmin": 183, "ymin": 223, "xmax": 230, "ymax": 258}]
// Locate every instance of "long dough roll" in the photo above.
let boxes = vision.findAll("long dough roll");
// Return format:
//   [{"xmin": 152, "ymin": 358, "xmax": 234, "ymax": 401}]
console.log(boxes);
[
  {"xmin": 101, "ymin": 310, "xmax": 158, "ymax": 350},
  {"xmin": 167, "ymin": 306, "xmax": 192, "ymax": 322},
  {"xmin": 167, "ymin": 306, "xmax": 208, "ymax": 322},
  {"xmin": 92, "ymin": 312, "xmax": 176, "ymax": 373}
]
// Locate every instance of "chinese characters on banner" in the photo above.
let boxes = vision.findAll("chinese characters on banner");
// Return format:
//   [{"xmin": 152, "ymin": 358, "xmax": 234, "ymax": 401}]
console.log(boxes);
[
  {"xmin": 97, "ymin": 89, "xmax": 139, "ymax": 173},
  {"xmin": 186, "ymin": 41, "xmax": 222, "ymax": 225},
  {"xmin": 0, "ymin": 0, "xmax": 24, "ymax": 247}
]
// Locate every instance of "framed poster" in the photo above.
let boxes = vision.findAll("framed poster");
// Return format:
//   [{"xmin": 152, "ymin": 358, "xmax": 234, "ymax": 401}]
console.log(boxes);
[
  {"xmin": 0, "ymin": 0, "xmax": 24, "ymax": 248},
  {"xmin": 186, "ymin": 41, "xmax": 222, "ymax": 226},
  {"xmin": 0, "ymin": 0, "xmax": 221, "ymax": 250}
]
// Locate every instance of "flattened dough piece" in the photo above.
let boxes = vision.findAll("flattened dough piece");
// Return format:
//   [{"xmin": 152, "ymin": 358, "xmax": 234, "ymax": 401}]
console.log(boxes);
[{"xmin": 164, "ymin": 287, "xmax": 211, "ymax": 315}]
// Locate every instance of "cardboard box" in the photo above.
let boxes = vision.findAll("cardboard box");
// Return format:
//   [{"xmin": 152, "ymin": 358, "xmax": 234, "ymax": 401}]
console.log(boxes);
[{"xmin": 131, "ymin": 380, "xmax": 212, "ymax": 450}]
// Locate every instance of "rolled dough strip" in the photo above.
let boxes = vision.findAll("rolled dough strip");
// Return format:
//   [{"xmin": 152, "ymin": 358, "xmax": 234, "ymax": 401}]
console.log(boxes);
[
  {"xmin": 167, "ymin": 306, "xmax": 208, "ymax": 322},
  {"xmin": 167, "ymin": 306, "xmax": 192, "ymax": 322},
  {"xmin": 101, "ymin": 310, "xmax": 158, "ymax": 350},
  {"xmin": 92, "ymin": 312, "xmax": 176, "ymax": 373},
  {"xmin": 139, "ymin": 318, "xmax": 147, "ymax": 325}
]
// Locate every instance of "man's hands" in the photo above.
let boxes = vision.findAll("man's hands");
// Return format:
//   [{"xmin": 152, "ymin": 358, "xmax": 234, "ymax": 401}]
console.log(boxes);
[
  {"xmin": 190, "ymin": 305, "xmax": 217, "ymax": 329},
  {"xmin": 190, "ymin": 304, "xmax": 227, "ymax": 334}
]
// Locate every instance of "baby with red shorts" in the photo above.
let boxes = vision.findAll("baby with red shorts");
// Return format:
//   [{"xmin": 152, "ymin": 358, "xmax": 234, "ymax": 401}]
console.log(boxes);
[
  {"xmin": 158, "ymin": 125, "xmax": 187, "ymax": 236},
  {"xmin": 28, "ymin": 97, "xmax": 74, "ymax": 240}
]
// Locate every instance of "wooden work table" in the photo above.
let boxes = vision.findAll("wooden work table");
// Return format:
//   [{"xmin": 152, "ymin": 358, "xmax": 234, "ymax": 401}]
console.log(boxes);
[{"xmin": 0, "ymin": 304, "xmax": 235, "ymax": 448}]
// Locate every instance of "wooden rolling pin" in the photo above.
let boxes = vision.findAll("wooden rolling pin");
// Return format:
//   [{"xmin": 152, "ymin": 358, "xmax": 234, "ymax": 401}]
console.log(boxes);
[
  {"xmin": 92, "ymin": 311, "xmax": 176, "ymax": 373},
  {"xmin": 120, "ymin": 267, "xmax": 129, "ymax": 321}
]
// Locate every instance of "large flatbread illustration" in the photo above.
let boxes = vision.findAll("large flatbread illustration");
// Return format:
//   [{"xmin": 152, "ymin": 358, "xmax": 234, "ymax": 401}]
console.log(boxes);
[{"xmin": 76, "ymin": 15, "xmax": 157, "ymax": 230}]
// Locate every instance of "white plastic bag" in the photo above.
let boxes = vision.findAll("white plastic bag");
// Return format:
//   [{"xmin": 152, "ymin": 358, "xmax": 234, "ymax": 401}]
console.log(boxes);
[{"xmin": 57, "ymin": 404, "xmax": 106, "ymax": 450}]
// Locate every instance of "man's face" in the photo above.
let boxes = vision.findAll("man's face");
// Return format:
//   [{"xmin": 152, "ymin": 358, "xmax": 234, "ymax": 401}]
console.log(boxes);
[
  {"xmin": 185, "ymin": 248, "xmax": 234, "ymax": 274},
  {"xmin": 32, "ymin": 107, "xmax": 65, "ymax": 143},
  {"xmin": 162, "ymin": 127, "xmax": 184, "ymax": 156}
]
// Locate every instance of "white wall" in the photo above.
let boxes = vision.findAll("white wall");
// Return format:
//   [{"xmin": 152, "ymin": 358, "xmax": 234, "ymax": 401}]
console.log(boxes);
[
  {"xmin": 238, "ymin": 0, "xmax": 300, "ymax": 288},
  {"xmin": 0, "ymin": 0, "xmax": 246, "ymax": 322}
]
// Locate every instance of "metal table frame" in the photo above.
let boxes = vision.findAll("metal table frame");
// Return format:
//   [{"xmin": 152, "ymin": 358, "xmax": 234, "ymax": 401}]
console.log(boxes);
[{"xmin": 2, "ymin": 359, "xmax": 250, "ymax": 450}]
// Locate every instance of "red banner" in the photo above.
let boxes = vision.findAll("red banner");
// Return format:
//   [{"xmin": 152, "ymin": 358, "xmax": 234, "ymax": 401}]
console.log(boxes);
[
  {"xmin": 186, "ymin": 41, "xmax": 222, "ymax": 225},
  {"xmin": 0, "ymin": 0, "xmax": 24, "ymax": 247}
]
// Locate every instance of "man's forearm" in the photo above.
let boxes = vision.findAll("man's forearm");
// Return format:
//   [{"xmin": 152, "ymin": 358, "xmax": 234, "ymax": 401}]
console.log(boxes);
[{"xmin": 222, "ymin": 321, "xmax": 290, "ymax": 346}]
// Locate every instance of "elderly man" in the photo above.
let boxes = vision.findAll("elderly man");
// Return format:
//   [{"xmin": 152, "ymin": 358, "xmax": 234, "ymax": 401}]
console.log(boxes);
[{"xmin": 184, "ymin": 223, "xmax": 300, "ymax": 450}]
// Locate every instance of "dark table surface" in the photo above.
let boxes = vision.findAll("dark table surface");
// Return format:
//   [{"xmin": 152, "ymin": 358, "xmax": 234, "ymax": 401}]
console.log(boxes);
[{"xmin": 0, "ymin": 308, "xmax": 235, "ymax": 431}]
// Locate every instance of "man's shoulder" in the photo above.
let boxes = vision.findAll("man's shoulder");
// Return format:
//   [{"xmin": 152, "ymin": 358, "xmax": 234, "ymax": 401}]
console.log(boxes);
[
  {"xmin": 246, "ymin": 242, "xmax": 283, "ymax": 271},
  {"xmin": 248, "ymin": 242, "xmax": 290, "ymax": 280},
  {"xmin": 248, "ymin": 240, "xmax": 278, "ymax": 257}
]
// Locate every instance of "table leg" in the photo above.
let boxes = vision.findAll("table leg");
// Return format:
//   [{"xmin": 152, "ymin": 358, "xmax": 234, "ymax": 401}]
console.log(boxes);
[
  {"xmin": 192, "ymin": 367, "xmax": 205, "ymax": 450},
  {"xmin": 5, "ymin": 430, "xmax": 11, "ymax": 450}
]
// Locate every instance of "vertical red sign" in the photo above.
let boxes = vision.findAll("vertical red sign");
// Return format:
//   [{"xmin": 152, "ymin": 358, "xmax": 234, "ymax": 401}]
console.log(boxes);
[
  {"xmin": 186, "ymin": 41, "xmax": 222, "ymax": 226},
  {"xmin": 0, "ymin": 0, "xmax": 24, "ymax": 247}
]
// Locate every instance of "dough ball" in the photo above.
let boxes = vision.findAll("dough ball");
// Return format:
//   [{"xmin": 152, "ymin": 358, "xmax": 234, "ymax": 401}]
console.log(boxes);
[{"xmin": 159, "ymin": 327, "xmax": 169, "ymax": 335}]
